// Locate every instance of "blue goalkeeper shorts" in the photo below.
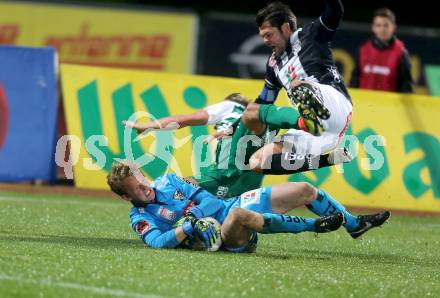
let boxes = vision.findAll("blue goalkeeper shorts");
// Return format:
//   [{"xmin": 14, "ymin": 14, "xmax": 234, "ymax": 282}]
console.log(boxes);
[
  {"xmin": 217, "ymin": 186, "xmax": 274, "ymax": 223},
  {"xmin": 217, "ymin": 186, "xmax": 273, "ymax": 253}
]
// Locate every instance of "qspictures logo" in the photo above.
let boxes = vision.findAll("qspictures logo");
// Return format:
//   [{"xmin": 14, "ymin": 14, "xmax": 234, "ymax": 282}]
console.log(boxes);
[
  {"xmin": 0, "ymin": 83, "xmax": 9, "ymax": 150},
  {"xmin": 44, "ymin": 24, "xmax": 171, "ymax": 70}
]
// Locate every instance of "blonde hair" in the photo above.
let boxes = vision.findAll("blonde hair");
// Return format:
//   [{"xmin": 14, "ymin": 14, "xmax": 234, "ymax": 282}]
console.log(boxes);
[{"xmin": 107, "ymin": 160, "xmax": 134, "ymax": 196}]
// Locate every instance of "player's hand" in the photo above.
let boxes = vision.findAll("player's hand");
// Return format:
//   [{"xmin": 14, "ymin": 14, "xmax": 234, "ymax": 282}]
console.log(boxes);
[
  {"xmin": 175, "ymin": 207, "xmax": 204, "ymax": 230},
  {"xmin": 180, "ymin": 217, "xmax": 217, "ymax": 249},
  {"xmin": 122, "ymin": 120, "xmax": 149, "ymax": 134},
  {"xmin": 174, "ymin": 213, "xmax": 197, "ymax": 228},
  {"xmin": 203, "ymin": 127, "xmax": 234, "ymax": 144},
  {"xmin": 203, "ymin": 135, "xmax": 216, "ymax": 144},
  {"xmin": 215, "ymin": 127, "xmax": 234, "ymax": 139},
  {"xmin": 193, "ymin": 220, "xmax": 217, "ymax": 249}
]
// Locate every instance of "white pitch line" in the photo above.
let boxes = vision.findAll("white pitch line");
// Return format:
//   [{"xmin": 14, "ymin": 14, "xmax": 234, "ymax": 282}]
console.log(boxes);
[
  {"xmin": 0, "ymin": 274, "xmax": 165, "ymax": 298},
  {"xmin": 0, "ymin": 195, "xmax": 124, "ymax": 208}
]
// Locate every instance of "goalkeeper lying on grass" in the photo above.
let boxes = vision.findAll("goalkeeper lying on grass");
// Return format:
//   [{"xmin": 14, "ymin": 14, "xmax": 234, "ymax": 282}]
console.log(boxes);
[{"xmin": 107, "ymin": 160, "xmax": 389, "ymax": 252}]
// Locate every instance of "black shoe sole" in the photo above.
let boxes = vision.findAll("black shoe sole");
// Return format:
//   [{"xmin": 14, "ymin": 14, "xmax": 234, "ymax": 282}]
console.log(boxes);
[
  {"xmin": 292, "ymin": 82, "xmax": 331, "ymax": 120},
  {"xmin": 315, "ymin": 213, "xmax": 344, "ymax": 233},
  {"xmin": 350, "ymin": 211, "xmax": 391, "ymax": 239}
]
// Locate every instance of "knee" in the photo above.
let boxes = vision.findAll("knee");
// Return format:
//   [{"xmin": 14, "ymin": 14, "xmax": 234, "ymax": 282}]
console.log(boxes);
[
  {"xmin": 293, "ymin": 182, "xmax": 317, "ymax": 203},
  {"xmin": 228, "ymin": 208, "xmax": 252, "ymax": 225}
]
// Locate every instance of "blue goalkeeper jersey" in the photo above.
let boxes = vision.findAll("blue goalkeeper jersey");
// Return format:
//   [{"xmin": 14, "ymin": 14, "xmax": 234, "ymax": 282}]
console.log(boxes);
[{"xmin": 129, "ymin": 173, "xmax": 231, "ymax": 249}]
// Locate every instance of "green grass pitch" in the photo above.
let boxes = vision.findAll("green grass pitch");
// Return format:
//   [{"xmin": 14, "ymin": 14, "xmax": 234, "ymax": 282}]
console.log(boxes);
[{"xmin": 1, "ymin": 191, "xmax": 439, "ymax": 298}]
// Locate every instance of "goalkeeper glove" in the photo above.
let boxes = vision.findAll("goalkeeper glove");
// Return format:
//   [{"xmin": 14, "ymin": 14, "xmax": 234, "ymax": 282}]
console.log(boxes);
[
  {"xmin": 181, "ymin": 218, "xmax": 217, "ymax": 249},
  {"xmin": 178, "ymin": 207, "xmax": 203, "ymax": 224},
  {"xmin": 193, "ymin": 219, "xmax": 217, "ymax": 249}
]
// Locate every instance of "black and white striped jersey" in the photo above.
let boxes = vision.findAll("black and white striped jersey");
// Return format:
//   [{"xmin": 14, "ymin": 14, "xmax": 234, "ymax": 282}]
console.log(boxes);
[{"xmin": 261, "ymin": 17, "xmax": 351, "ymax": 105}]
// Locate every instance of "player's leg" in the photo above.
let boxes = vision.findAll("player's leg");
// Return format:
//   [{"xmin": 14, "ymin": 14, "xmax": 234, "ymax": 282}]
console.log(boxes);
[
  {"xmin": 250, "ymin": 82, "xmax": 354, "ymax": 174},
  {"xmin": 268, "ymin": 182, "xmax": 317, "ymax": 213},
  {"xmin": 222, "ymin": 182, "xmax": 344, "ymax": 242},
  {"xmin": 221, "ymin": 208, "xmax": 263, "ymax": 249},
  {"xmin": 290, "ymin": 80, "xmax": 330, "ymax": 135},
  {"xmin": 268, "ymin": 182, "xmax": 356, "ymax": 229},
  {"xmin": 243, "ymin": 102, "xmax": 306, "ymax": 133},
  {"xmin": 249, "ymin": 140, "xmax": 351, "ymax": 174},
  {"xmin": 347, "ymin": 211, "xmax": 391, "ymax": 239},
  {"xmin": 306, "ymin": 188, "xmax": 391, "ymax": 238},
  {"xmin": 221, "ymin": 207, "xmax": 343, "ymax": 250},
  {"xmin": 267, "ymin": 181, "xmax": 390, "ymax": 238},
  {"xmin": 290, "ymin": 80, "xmax": 354, "ymax": 139},
  {"xmin": 257, "ymin": 104, "xmax": 300, "ymax": 129},
  {"xmin": 266, "ymin": 182, "xmax": 359, "ymax": 230},
  {"xmin": 244, "ymin": 101, "xmax": 324, "ymax": 133}
]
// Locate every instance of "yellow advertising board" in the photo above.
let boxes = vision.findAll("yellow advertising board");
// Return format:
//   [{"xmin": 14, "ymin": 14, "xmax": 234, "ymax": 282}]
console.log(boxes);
[
  {"xmin": 0, "ymin": 1, "xmax": 196, "ymax": 73},
  {"xmin": 61, "ymin": 64, "xmax": 440, "ymax": 212}
]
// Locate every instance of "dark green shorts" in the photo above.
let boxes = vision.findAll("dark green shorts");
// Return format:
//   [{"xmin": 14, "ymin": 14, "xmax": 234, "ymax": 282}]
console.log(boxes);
[{"xmin": 193, "ymin": 169, "xmax": 264, "ymax": 199}]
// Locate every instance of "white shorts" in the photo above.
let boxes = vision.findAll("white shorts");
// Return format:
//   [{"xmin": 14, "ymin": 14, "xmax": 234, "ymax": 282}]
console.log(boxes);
[{"xmin": 276, "ymin": 82, "xmax": 352, "ymax": 156}]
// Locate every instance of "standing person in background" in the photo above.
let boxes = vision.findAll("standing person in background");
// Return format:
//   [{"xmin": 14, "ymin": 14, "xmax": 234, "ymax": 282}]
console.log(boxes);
[{"xmin": 350, "ymin": 8, "xmax": 413, "ymax": 93}]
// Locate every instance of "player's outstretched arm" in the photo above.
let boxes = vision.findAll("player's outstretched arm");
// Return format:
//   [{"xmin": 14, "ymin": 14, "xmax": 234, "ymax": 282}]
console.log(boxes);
[
  {"xmin": 255, "ymin": 65, "xmax": 281, "ymax": 105},
  {"xmin": 137, "ymin": 219, "xmax": 216, "ymax": 249},
  {"xmin": 123, "ymin": 110, "xmax": 209, "ymax": 134},
  {"xmin": 138, "ymin": 224, "xmax": 187, "ymax": 249},
  {"xmin": 320, "ymin": 0, "xmax": 344, "ymax": 31}
]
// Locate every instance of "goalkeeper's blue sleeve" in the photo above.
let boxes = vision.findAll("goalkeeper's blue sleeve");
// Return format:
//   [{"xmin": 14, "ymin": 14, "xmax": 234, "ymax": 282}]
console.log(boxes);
[
  {"xmin": 190, "ymin": 189, "xmax": 224, "ymax": 218},
  {"xmin": 167, "ymin": 173, "xmax": 224, "ymax": 218},
  {"xmin": 142, "ymin": 228, "xmax": 180, "ymax": 249},
  {"xmin": 131, "ymin": 216, "xmax": 181, "ymax": 249}
]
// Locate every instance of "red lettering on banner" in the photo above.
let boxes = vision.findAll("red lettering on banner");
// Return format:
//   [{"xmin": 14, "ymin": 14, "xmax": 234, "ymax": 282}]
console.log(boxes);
[
  {"xmin": 44, "ymin": 24, "xmax": 171, "ymax": 70},
  {"xmin": 0, "ymin": 24, "xmax": 19, "ymax": 44}
]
